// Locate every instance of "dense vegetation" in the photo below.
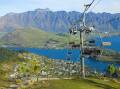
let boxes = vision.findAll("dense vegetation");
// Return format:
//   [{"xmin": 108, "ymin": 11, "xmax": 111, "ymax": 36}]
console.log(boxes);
[
  {"xmin": 0, "ymin": 48, "xmax": 20, "ymax": 88},
  {"xmin": 0, "ymin": 48, "xmax": 17, "ymax": 61}
]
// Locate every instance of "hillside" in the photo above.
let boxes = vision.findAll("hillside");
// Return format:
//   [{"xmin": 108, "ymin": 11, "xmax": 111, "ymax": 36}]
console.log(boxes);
[
  {"xmin": 0, "ymin": 28, "xmax": 71, "ymax": 48},
  {"xmin": 0, "ymin": 9, "xmax": 120, "ymax": 33},
  {"xmin": 0, "ymin": 48, "xmax": 120, "ymax": 89},
  {"xmin": 26, "ymin": 79, "xmax": 120, "ymax": 89}
]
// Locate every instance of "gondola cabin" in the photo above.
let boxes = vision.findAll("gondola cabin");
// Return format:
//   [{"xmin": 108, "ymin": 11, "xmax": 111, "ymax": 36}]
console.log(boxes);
[
  {"xmin": 72, "ymin": 44, "xmax": 80, "ymax": 48},
  {"xmin": 69, "ymin": 28, "xmax": 77, "ymax": 35},
  {"xmin": 69, "ymin": 42, "xmax": 75, "ymax": 47},
  {"xmin": 83, "ymin": 47, "xmax": 101, "ymax": 58},
  {"xmin": 84, "ymin": 40, "xmax": 96, "ymax": 46},
  {"xmin": 69, "ymin": 42, "xmax": 75, "ymax": 45},
  {"xmin": 88, "ymin": 40, "xmax": 96, "ymax": 46},
  {"xmin": 89, "ymin": 40, "xmax": 95, "ymax": 44},
  {"xmin": 102, "ymin": 42, "xmax": 111, "ymax": 46}
]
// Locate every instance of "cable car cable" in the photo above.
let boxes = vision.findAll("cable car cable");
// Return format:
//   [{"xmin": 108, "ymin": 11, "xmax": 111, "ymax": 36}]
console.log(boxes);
[{"xmin": 89, "ymin": 0, "xmax": 102, "ymax": 12}]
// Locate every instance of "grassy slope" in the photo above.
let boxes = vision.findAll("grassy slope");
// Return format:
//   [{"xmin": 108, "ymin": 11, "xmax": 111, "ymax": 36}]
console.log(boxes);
[
  {"xmin": 1, "ymin": 28, "xmax": 72, "ymax": 48},
  {"xmin": 26, "ymin": 78, "xmax": 120, "ymax": 89}
]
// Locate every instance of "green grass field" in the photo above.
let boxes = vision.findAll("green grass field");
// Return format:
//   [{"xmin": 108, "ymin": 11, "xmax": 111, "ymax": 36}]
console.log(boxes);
[
  {"xmin": 26, "ymin": 78, "xmax": 120, "ymax": 89},
  {"xmin": 0, "ymin": 28, "xmax": 66, "ymax": 47}
]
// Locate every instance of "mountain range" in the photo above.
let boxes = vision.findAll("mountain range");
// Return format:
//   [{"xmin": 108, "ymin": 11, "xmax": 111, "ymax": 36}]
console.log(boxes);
[
  {"xmin": 0, "ymin": 9, "xmax": 120, "ymax": 48},
  {"xmin": 0, "ymin": 8, "xmax": 120, "ymax": 33}
]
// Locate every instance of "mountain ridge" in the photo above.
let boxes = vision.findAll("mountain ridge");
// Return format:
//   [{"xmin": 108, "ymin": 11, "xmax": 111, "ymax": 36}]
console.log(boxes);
[{"xmin": 0, "ymin": 9, "xmax": 120, "ymax": 33}]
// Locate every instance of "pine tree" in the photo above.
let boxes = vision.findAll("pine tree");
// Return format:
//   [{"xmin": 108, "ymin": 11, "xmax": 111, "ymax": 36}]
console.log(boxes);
[{"xmin": 106, "ymin": 64, "xmax": 115, "ymax": 77}]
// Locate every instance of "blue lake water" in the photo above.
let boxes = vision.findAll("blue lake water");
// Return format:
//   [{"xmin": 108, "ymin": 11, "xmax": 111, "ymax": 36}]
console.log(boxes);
[
  {"xmin": 96, "ymin": 35, "xmax": 120, "ymax": 52},
  {"xmin": 10, "ymin": 35, "xmax": 120, "ymax": 72}
]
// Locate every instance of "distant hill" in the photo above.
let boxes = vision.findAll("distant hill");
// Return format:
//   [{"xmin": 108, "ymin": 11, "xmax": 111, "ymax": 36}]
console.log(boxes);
[
  {"xmin": 0, "ymin": 9, "xmax": 120, "ymax": 33},
  {"xmin": 0, "ymin": 28, "xmax": 70, "ymax": 48}
]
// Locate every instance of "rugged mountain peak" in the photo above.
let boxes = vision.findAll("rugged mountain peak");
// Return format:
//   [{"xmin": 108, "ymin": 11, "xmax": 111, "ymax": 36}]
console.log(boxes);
[{"xmin": 0, "ymin": 9, "xmax": 120, "ymax": 33}]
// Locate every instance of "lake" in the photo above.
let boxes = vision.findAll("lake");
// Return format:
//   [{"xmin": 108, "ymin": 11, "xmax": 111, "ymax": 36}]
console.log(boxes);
[{"xmin": 10, "ymin": 35, "xmax": 120, "ymax": 72}]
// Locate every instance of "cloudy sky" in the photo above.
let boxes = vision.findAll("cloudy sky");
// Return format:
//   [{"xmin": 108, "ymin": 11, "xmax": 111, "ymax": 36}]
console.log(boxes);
[{"xmin": 0, "ymin": 0, "xmax": 120, "ymax": 16}]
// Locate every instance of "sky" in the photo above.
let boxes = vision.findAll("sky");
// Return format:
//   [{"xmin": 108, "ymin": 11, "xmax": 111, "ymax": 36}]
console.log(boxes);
[{"xmin": 0, "ymin": 0, "xmax": 120, "ymax": 16}]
